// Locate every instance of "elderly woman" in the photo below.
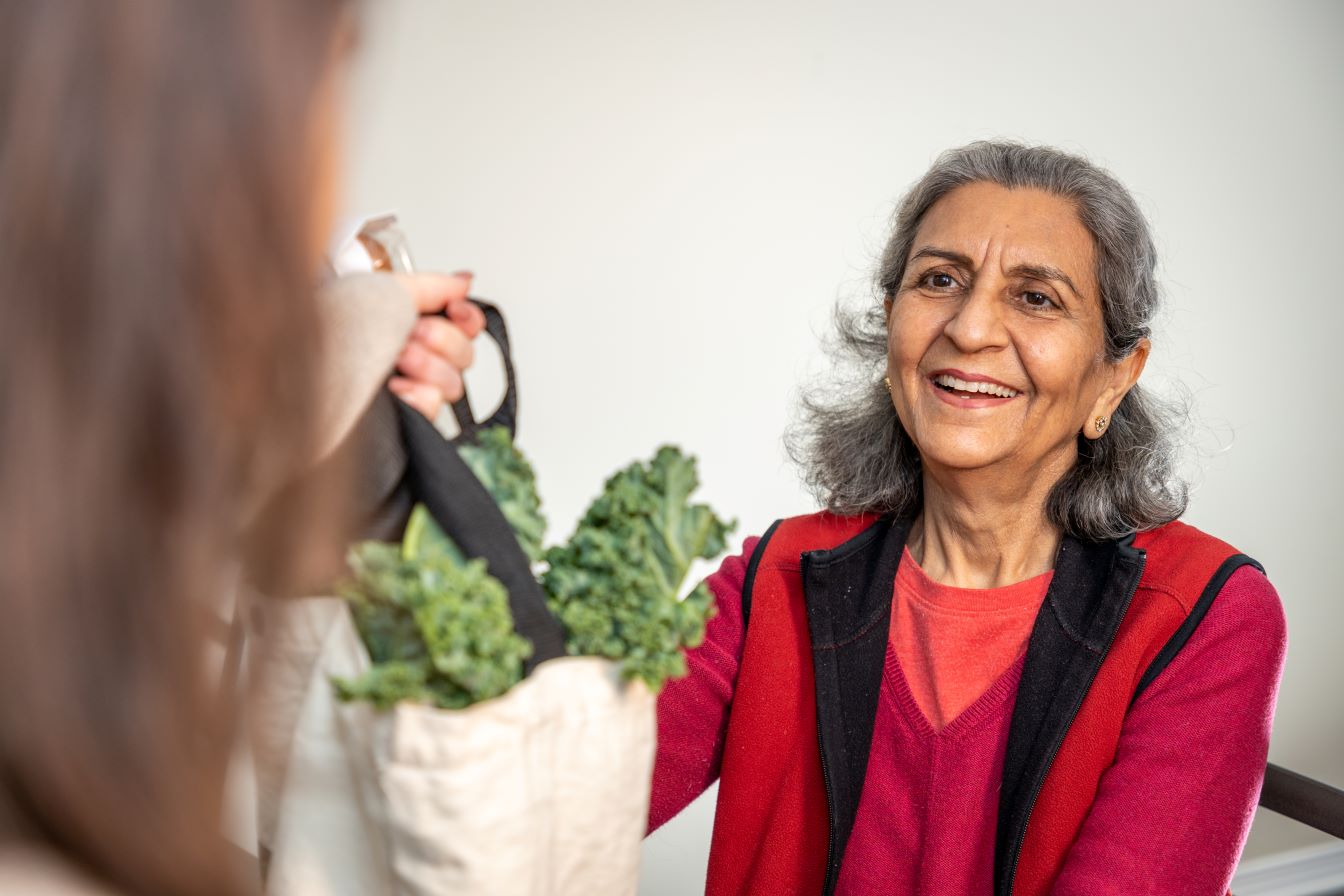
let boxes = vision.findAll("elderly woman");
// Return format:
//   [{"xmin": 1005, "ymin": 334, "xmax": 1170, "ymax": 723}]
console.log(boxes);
[{"xmin": 649, "ymin": 142, "xmax": 1286, "ymax": 896}]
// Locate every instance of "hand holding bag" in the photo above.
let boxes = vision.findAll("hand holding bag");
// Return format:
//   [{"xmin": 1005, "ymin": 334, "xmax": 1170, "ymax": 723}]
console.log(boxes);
[{"xmin": 254, "ymin": 300, "xmax": 656, "ymax": 896}]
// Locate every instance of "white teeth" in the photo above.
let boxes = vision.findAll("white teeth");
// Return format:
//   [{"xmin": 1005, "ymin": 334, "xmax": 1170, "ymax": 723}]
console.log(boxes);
[{"xmin": 933, "ymin": 374, "xmax": 1018, "ymax": 398}]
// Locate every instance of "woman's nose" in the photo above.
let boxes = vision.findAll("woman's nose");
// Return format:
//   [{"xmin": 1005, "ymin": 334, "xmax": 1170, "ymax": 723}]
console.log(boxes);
[{"xmin": 942, "ymin": 279, "xmax": 1008, "ymax": 353}]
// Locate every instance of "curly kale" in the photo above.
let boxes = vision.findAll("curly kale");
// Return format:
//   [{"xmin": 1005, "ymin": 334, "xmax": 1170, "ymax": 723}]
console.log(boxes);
[
  {"xmin": 336, "ymin": 429, "xmax": 733, "ymax": 709},
  {"xmin": 456, "ymin": 427, "xmax": 547, "ymax": 564},
  {"xmin": 542, "ymin": 446, "xmax": 735, "ymax": 691},
  {"xmin": 333, "ymin": 521, "xmax": 531, "ymax": 710}
]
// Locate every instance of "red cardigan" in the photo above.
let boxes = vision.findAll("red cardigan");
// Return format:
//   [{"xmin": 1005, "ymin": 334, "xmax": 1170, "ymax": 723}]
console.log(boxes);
[{"xmin": 650, "ymin": 511, "xmax": 1287, "ymax": 895}]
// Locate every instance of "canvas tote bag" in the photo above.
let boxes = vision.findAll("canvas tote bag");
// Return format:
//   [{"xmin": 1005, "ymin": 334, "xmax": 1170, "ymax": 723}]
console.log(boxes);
[{"xmin": 250, "ymin": 302, "xmax": 656, "ymax": 896}]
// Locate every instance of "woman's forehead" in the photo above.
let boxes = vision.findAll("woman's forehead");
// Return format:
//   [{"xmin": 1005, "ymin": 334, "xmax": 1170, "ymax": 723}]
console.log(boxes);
[{"xmin": 911, "ymin": 182, "xmax": 1098, "ymax": 293}]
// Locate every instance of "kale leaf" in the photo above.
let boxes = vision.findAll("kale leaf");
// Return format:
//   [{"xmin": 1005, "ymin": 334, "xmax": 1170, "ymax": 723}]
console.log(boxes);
[
  {"xmin": 335, "ymin": 429, "xmax": 733, "ymax": 709},
  {"xmin": 456, "ymin": 427, "xmax": 547, "ymax": 564},
  {"xmin": 542, "ymin": 446, "xmax": 735, "ymax": 692},
  {"xmin": 333, "ymin": 518, "xmax": 531, "ymax": 710}
]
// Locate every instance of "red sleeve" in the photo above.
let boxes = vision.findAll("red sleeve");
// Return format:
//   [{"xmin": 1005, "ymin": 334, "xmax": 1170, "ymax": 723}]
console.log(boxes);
[
  {"xmin": 1051, "ymin": 563, "xmax": 1288, "ymax": 895},
  {"xmin": 646, "ymin": 536, "xmax": 757, "ymax": 834}
]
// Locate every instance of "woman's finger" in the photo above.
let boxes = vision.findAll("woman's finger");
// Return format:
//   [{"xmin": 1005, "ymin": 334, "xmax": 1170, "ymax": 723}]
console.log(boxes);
[
  {"xmin": 411, "ymin": 316, "xmax": 475, "ymax": 371},
  {"xmin": 391, "ymin": 271, "xmax": 476, "ymax": 326},
  {"xmin": 396, "ymin": 342, "xmax": 465, "ymax": 403},
  {"xmin": 388, "ymin": 376, "xmax": 446, "ymax": 421},
  {"xmin": 391, "ymin": 270, "xmax": 468, "ymax": 312},
  {"xmin": 392, "ymin": 271, "xmax": 485, "ymax": 338},
  {"xmin": 442, "ymin": 294, "xmax": 486, "ymax": 339}
]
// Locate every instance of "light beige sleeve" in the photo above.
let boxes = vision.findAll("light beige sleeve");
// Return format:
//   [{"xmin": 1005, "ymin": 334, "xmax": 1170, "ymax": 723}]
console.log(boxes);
[{"xmin": 313, "ymin": 272, "xmax": 417, "ymax": 462}]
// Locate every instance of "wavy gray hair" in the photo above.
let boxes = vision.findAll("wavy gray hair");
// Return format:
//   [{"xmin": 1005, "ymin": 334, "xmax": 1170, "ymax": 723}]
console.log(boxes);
[{"xmin": 786, "ymin": 141, "xmax": 1188, "ymax": 540}]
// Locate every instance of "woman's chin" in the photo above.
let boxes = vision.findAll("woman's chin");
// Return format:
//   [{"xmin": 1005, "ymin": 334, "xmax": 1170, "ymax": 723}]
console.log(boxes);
[{"xmin": 913, "ymin": 440, "xmax": 1013, "ymax": 475}]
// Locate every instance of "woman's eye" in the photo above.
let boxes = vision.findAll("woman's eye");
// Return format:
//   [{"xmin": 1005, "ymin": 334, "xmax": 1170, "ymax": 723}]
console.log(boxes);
[
  {"xmin": 1021, "ymin": 290, "xmax": 1056, "ymax": 309},
  {"xmin": 922, "ymin": 271, "xmax": 957, "ymax": 289}
]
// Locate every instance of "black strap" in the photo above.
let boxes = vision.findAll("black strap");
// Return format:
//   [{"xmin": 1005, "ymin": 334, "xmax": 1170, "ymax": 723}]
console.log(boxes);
[
  {"xmin": 449, "ymin": 299, "xmax": 518, "ymax": 443},
  {"xmin": 399, "ymin": 296, "xmax": 563, "ymax": 672},
  {"xmin": 740, "ymin": 519, "xmax": 783, "ymax": 630},
  {"xmin": 395, "ymin": 399, "xmax": 566, "ymax": 672}
]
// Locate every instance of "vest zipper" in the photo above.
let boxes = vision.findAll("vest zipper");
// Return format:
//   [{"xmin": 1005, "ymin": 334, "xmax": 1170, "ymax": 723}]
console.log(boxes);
[
  {"xmin": 816, "ymin": 715, "xmax": 837, "ymax": 896},
  {"xmin": 1004, "ymin": 553, "xmax": 1145, "ymax": 896},
  {"xmin": 802, "ymin": 548, "xmax": 840, "ymax": 896}
]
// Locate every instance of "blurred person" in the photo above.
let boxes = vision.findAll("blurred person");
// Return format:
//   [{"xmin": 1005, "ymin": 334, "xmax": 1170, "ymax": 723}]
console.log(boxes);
[
  {"xmin": 650, "ymin": 142, "xmax": 1287, "ymax": 895},
  {"xmin": 0, "ymin": 2, "xmax": 481, "ymax": 893}
]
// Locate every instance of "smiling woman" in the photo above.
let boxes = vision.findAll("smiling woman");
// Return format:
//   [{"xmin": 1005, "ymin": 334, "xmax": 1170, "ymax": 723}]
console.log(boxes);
[
  {"xmin": 648, "ymin": 142, "xmax": 1286, "ymax": 896},
  {"xmin": 796, "ymin": 145, "xmax": 1186, "ymax": 545}
]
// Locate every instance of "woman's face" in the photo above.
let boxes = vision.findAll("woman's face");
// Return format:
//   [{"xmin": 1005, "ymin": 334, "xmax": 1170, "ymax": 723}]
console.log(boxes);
[{"xmin": 884, "ymin": 181, "xmax": 1147, "ymax": 481}]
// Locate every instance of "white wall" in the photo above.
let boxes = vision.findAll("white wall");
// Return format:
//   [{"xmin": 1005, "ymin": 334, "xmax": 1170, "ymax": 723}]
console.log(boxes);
[{"xmin": 341, "ymin": 0, "xmax": 1344, "ymax": 886}]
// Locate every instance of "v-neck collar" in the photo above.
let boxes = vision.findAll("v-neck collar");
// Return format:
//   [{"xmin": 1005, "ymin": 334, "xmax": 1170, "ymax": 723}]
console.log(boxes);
[{"xmin": 883, "ymin": 643, "xmax": 1026, "ymax": 740}]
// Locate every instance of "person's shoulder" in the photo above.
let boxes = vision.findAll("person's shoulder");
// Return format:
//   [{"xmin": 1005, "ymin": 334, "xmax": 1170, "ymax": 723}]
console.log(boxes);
[
  {"xmin": 760, "ymin": 509, "xmax": 889, "ymax": 559},
  {"xmin": 1133, "ymin": 518, "xmax": 1276, "ymax": 608},
  {"xmin": 711, "ymin": 512, "xmax": 882, "ymax": 589},
  {"xmin": 1131, "ymin": 560, "xmax": 1288, "ymax": 711},
  {"xmin": 1135, "ymin": 518, "xmax": 1286, "ymax": 651},
  {"xmin": 1132, "ymin": 517, "xmax": 1246, "ymax": 563},
  {"xmin": 1208, "ymin": 562, "xmax": 1287, "ymax": 650},
  {"xmin": 1128, "ymin": 527, "xmax": 1286, "ymax": 708}
]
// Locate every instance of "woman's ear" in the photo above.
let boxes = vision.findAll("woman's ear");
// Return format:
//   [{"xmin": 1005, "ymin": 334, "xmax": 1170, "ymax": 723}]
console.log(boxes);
[{"xmin": 1085, "ymin": 337, "xmax": 1151, "ymax": 439}]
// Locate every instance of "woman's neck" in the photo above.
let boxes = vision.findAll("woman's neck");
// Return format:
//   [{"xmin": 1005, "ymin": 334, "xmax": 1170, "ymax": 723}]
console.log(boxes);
[{"xmin": 911, "ymin": 464, "xmax": 1065, "ymax": 589}]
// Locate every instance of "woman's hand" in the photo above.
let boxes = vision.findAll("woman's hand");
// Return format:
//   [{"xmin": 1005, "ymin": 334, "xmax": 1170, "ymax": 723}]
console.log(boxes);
[{"xmin": 388, "ymin": 271, "xmax": 486, "ymax": 420}]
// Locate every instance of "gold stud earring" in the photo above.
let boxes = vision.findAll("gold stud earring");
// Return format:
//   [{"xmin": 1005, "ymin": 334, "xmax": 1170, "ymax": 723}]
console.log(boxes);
[
  {"xmin": 884, "ymin": 375, "xmax": 893, "ymax": 393},
  {"xmin": 1094, "ymin": 415, "xmax": 1108, "ymax": 433}
]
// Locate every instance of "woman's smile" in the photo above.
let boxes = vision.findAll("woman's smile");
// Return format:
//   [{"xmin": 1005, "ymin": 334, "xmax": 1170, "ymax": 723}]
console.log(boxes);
[
  {"xmin": 883, "ymin": 181, "xmax": 1132, "ymax": 474},
  {"xmin": 926, "ymin": 368, "xmax": 1022, "ymax": 409}
]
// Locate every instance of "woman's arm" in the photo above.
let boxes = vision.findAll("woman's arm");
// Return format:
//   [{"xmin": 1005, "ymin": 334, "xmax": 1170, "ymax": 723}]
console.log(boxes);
[
  {"xmin": 647, "ymin": 536, "xmax": 758, "ymax": 834},
  {"xmin": 1051, "ymin": 563, "xmax": 1288, "ymax": 895}
]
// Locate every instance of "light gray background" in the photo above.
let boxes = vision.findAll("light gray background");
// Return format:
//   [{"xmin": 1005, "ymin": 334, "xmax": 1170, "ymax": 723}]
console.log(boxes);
[{"xmin": 342, "ymin": 1, "xmax": 1343, "ymax": 888}]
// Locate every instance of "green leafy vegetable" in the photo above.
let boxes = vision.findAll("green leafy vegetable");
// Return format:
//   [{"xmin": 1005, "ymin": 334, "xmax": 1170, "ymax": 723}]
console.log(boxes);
[
  {"xmin": 334, "ymin": 520, "xmax": 531, "ymax": 710},
  {"xmin": 456, "ymin": 427, "xmax": 547, "ymax": 564},
  {"xmin": 336, "ymin": 429, "xmax": 734, "ymax": 710},
  {"xmin": 402, "ymin": 504, "xmax": 466, "ymax": 566},
  {"xmin": 542, "ymin": 446, "xmax": 735, "ymax": 691}
]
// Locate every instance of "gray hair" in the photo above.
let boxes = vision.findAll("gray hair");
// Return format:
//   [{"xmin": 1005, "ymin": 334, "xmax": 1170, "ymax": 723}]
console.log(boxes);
[{"xmin": 786, "ymin": 141, "xmax": 1188, "ymax": 541}]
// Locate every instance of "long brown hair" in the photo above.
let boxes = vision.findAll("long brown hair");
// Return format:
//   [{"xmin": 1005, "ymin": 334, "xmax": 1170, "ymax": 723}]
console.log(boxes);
[{"xmin": 0, "ymin": 1, "xmax": 354, "ymax": 893}]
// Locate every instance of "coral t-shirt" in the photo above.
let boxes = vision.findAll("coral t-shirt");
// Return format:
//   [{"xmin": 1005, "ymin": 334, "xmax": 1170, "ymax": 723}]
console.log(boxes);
[{"xmin": 890, "ymin": 545, "xmax": 1052, "ymax": 732}]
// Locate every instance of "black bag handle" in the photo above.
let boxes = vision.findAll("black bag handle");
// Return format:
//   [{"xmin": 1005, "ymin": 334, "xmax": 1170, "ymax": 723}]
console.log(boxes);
[
  {"xmin": 447, "ymin": 298, "xmax": 517, "ymax": 443},
  {"xmin": 396, "ymin": 298, "xmax": 565, "ymax": 673}
]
